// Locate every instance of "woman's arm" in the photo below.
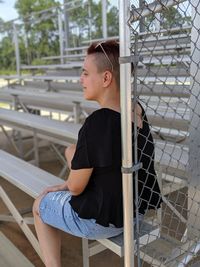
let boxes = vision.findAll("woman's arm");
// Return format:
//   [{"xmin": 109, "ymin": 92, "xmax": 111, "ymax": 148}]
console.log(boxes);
[
  {"xmin": 40, "ymin": 167, "xmax": 93, "ymax": 197},
  {"xmin": 66, "ymin": 168, "xmax": 93, "ymax": 196},
  {"xmin": 41, "ymin": 167, "xmax": 93, "ymax": 197},
  {"xmin": 65, "ymin": 144, "xmax": 76, "ymax": 170},
  {"xmin": 40, "ymin": 144, "xmax": 93, "ymax": 197},
  {"xmin": 65, "ymin": 145, "xmax": 93, "ymax": 195}
]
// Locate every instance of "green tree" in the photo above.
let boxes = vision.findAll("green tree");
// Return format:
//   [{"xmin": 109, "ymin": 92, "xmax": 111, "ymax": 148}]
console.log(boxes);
[
  {"xmin": 0, "ymin": 0, "xmax": 119, "ymax": 71},
  {"xmin": 145, "ymin": 6, "xmax": 191, "ymax": 32},
  {"xmin": 0, "ymin": 36, "xmax": 15, "ymax": 70},
  {"xmin": 107, "ymin": 5, "xmax": 119, "ymax": 37},
  {"xmin": 0, "ymin": 17, "xmax": 17, "ymax": 71},
  {"xmin": 161, "ymin": 6, "xmax": 190, "ymax": 29},
  {"xmin": 15, "ymin": 0, "xmax": 60, "ymax": 64},
  {"xmin": 68, "ymin": 0, "xmax": 118, "ymax": 45}
]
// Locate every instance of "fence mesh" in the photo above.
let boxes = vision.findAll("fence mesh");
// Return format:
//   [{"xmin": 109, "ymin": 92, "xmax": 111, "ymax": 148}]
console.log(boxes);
[
  {"xmin": 0, "ymin": 0, "xmax": 200, "ymax": 266},
  {"xmin": 128, "ymin": 0, "xmax": 200, "ymax": 266}
]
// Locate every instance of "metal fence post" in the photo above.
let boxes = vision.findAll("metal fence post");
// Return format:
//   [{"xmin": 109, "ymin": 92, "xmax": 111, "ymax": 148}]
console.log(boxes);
[
  {"xmin": 189, "ymin": 0, "xmax": 200, "ymax": 246},
  {"xmin": 58, "ymin": 10, "xmax": 64, "ymax": 64},
  {"xmin": 119, "ymin": 0, "xmax": 134, "ymax": 266},
  {"xmin": 102, "ymin": 0, "xmax": 107, "ymax": 39},
  {"xmin": 13, "ymin": 23, "xmax": 21, "ymax": 76}
]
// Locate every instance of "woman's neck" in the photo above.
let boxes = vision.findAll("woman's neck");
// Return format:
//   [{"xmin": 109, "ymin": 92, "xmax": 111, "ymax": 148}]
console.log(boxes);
[{"xmin": 98, "ymin": 89, "xmax": 120, "ymax": 113}]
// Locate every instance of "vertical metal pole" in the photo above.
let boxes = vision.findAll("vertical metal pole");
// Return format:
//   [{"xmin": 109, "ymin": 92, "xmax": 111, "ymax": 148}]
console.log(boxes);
[
  {"xmin": 58, "ymin": 10, "xmax": 64, "ymax": 64},
  {"xmin": 88, "ymin": 0, "xmax": 92, "ymax": 40},
  {"xmin": 24, "ymin": 21, "xmax": 31, "ymax": 65},
  {"xmin": 13, "ymin": 23, "xmax": 21, "ymax": 76},
  {"xmin": 12, "ymin": 94, "xmax": 23, "ymax": 158},
  {"xmin": 155, "ymin": 13, "xmax": 160, "ymax": 32},
  {"xmin": 102, "ymin": 0, "xmax": 107, "ymax": 39},
  {"xmin": 63, "ymin": 0, "xmax": 70, "ymax": 51},
  {"xmin": 82, "ymin": 239, "xmax": 90, "ymax": 267},
  {"xmin": 139, "ymin": 0, "xmax": 145, "ymax": 32},
  {"xmin": 33, "ymin": 130, "xmax": 39, "ymax": 167},
  {"xmin": 73, "ymin": 101, "xmax": 81, "ymax": 124},
  {"xmin": 119, "ymin": 1, "xmax": 134, "ymax": 267},
  {"xmin": 133, "ymin": 34, "xmax": 141, "ymax": 267},
  {"xmin": 189, "ymin": 0, "xmax": 200, "ymax": 242}
]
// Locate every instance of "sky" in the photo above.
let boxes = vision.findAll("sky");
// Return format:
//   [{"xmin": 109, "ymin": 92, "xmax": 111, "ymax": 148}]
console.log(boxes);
[
  {"xmin": 0, "ymin": 0, "xmax": 18, "ymax": 21},
  {"xmin": 0, "ymin": 0, "xmax": 118, "ymax": 22}
]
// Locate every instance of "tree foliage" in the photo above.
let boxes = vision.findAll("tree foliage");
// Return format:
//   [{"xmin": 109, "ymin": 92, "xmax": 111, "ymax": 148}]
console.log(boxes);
[
  {"xmin": 161, "ymin": 6, "xmax": 191, "ymax": 29},
  {"xmin": 66, "ymin": 0, "xmax": 118, "ymax": 46},
  {"xmin": 15, "ymin": 0, "xmax": 60, "ymax": 65},
  {"xmin": 0, "ymin": 0, "xmax": 119, "ymax": 70},
  {"xmin": 146, "ymin": 6, "xmax": 191, "ymax": 32}
]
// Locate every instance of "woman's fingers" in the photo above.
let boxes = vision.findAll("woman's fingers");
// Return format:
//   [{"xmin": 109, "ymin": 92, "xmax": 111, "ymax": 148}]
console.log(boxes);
[
  {"xmin": 40, "ymin": 183, "xmax": 67, "ymax": 197},
  {"xmin": 40, "ymin": 185, "xmax": 59, "ymax": 196}
]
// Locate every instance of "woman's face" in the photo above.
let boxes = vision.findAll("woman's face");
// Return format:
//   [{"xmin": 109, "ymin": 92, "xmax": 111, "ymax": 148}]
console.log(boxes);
[{"xmin": 80, "ymin": 55, "xmax": 104, "ymax": 101}]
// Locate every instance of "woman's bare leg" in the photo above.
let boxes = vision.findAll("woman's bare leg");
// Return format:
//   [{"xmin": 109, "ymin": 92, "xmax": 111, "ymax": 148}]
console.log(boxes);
[{"xmin": 33, "ymin": 196, "xmax": 61, "ymax": 267}]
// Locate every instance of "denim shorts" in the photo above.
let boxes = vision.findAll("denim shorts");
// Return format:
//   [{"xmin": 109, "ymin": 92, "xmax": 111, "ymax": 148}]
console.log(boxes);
[
  {"xmin": 39, "ymin": 191, "xmax": 144, "ymax": 240},
  {"xmin": 39, "ymin": 191, "xmax": 124, "ymax": 239}
]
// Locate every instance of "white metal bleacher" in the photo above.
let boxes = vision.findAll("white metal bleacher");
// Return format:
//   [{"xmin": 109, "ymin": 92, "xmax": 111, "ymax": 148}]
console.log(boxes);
[
  {"xmin": 0, "ymin": 88, "xmax": 189, "ymax": 131},
  {"xmin": 1, "ymin": 149, "xmax": 182, "ymax": 267},
  {"xmin": 0, "ymin": 106, "xmax": 189, "ymax": 266},
  {"xmin": 0, "ymin": 231, "xmax": 34, "ymax": 267},
  {"xmin": 0, "ymin": 149, "xmax": 64, "ymax": 262},
  {"xmin": 0, "ymin": 88, "xmax": 98, "ymax": 116},
  {"xmin": 0, "ymin": 144, "xmax": 187, "ymax": 267},
  {"xmin": 0, "ymin": 27, "xmax": 191, "ymax": 265},
  {"xmin": 0, "ymin": 107, "xmax": 81, "ymax": 147},
  {"xmin": 0, "ymin": 108, "xmax": 188, "ymax": 182},
  {"xmin": 20, "ymin": 62, "xmax": 82, "ymax": 70}
]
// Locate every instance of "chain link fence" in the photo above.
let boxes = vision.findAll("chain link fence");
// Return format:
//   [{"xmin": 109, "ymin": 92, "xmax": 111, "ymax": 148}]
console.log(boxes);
[
  {"xmin": 127, "ymin": 0, "xmax": 200, "ymax": 266},
  {"xmin": 0, "ymin": 0, "xmax": 200, "ymax": 266}
]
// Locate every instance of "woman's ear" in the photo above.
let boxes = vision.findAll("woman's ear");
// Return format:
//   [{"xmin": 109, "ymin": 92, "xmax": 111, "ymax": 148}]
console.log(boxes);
[{"xmin": 102, "ymin": 71, "xmax": 113, "ymax": 87}]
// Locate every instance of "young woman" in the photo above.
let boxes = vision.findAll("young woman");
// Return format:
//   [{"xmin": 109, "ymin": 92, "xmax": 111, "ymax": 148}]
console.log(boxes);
[{"xmin": 33, "ymin": 40, "xmax": 162, "ymax": 267}]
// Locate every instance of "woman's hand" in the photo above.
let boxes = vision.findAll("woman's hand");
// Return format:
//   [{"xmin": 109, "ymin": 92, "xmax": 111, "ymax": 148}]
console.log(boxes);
[
  {"xmin": 132, "ymin": 104, "xmax": 143, "ymax": 129},
  {"xmin": 40, "ymin": 183, "xmax": 68, "ymax": 197}
]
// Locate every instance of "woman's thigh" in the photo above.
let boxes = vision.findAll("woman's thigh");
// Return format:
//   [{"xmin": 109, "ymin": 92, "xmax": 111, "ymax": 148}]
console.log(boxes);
[{"xmin": 39, "ymin": 191, "xmax": 123, "ymax": 240}]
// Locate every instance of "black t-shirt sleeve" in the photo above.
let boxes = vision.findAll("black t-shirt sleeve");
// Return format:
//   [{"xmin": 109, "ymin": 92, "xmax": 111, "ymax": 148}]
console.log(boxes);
[{"xmin": 71, "ymin": 111, "xmax": 113, "ymax": 169}]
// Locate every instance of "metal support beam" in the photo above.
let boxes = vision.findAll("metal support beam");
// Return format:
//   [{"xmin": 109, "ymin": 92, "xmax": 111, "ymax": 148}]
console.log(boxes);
[
  {"xmin": 13, "ymin": 23, "xmax": 21, "ymax": 76},
  {"xmin": 73, "ymin": 101, "xmax": 81, "ymax": 124},
  {"xmin": 33, "ymin": 131, "xmax": 39, "ymax": 167},
  {"xmin": 102, "ymin": 0, "xmax": 107, "ymax": 39},
  {"xmin": 63, "ymin": 0, "xmax": 70, "ymax": 51},
  {"xmin": 130, "ymin": 0, "xmax": 186, "ymax": 23},
  {"xmin": 58, "ymin": 10, "xmax": 64, "ymax": 64},
  {"xmin": 188, "ymin": 0, "xmax": 200, "ymax": 250},
  {"xmin": 139, "ymin": 0, "xmax": 145, "ymax": 33},
  {"xmin": 0, "ymin": 186, "xmax": 43, "ymax": 261},
  {"xmin": 119, "ymin": 0, "xmax": 134, "ymax": 266}
]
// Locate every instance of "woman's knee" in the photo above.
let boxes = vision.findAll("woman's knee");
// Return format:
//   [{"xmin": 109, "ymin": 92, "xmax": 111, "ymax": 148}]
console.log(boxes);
[{"xmin": 32, "ymin": 195, "xmax": 43, "ymax": 216}]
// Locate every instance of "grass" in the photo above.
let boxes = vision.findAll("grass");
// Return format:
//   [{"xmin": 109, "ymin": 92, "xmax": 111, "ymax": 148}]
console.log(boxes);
[
  {"xmin": 0, "ymin": 70, "xmax": 32, "ymax": 75},
  {"xmin": 0, "ymin": 103, "xmax": 9, "ymax": 108}
]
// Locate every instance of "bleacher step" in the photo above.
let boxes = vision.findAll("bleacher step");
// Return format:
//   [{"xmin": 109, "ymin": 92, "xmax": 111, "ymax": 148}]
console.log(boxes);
[
  {"xmin": 0, "ymin": 231, "xmax": 34, "ymax": 267},
  {"xmin": 140, "ymin": 234, "xmax": 182, "ymax": 265}
]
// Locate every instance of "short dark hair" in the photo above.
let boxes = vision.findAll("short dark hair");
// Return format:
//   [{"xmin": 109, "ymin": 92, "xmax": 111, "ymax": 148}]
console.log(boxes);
[{"xmin": 87, "ymin": 40, "xmax": 120, "ymax": 89}]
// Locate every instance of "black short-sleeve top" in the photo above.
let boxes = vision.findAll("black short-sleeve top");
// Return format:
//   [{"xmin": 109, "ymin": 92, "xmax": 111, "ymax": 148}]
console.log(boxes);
[{"xmin": 70, "ymin": 106, "xmax": 162, "ymax": 228}]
